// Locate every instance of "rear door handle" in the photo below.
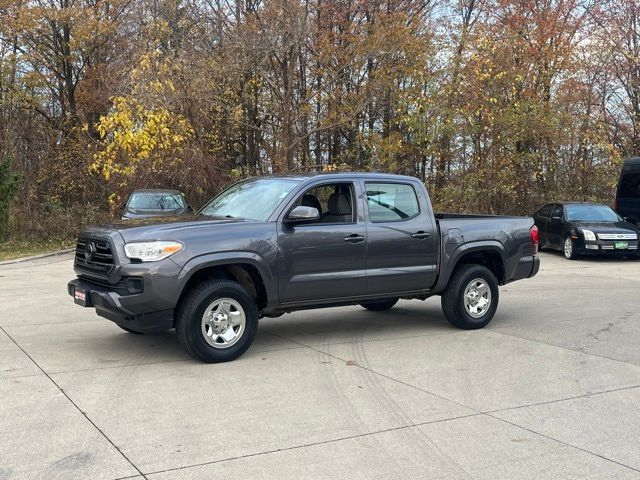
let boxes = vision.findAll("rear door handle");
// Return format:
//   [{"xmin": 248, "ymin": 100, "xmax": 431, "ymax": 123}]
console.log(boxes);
[
  {"xmin": 412, "ymin": 231, "xmax": 431, "ymax": 239},
  {"xmin": 344, "ymin": 234, "xmax": 365, "ymax": 243}
]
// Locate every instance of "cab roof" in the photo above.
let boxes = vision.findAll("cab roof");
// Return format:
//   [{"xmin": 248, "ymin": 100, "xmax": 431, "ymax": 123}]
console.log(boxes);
[{"xmin": 256, "ymin": 171, "xmax": 420, "ymax": 182}]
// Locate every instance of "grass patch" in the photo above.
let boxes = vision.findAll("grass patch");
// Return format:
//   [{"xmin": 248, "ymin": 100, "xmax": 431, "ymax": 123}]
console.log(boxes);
[{"xmin": 0, "ymin": 238, "xmax": 75, "ymax": 262}]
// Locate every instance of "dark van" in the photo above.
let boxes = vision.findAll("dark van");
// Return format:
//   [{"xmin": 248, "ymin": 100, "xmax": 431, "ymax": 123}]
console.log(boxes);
[{"xmin": 616, "ymin": 157, "xmax": 640, "ymax": 225}]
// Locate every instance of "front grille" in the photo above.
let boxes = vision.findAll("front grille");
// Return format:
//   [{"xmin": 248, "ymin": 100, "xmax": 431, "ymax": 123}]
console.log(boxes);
[
  {"xmin": 597, "ymin": 233, "xmax": 638, "ymax": 240},
  {"xmin": 75, "ymin": 238, "xmax": 115, "ymax": 275},
  {"xmin": 601, "ymin": 242, "xmax": 638, "ymax": 250}
]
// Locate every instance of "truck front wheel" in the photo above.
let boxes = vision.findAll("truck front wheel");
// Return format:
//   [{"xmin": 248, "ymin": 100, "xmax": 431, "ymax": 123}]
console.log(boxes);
[
  {"xmin": 441, "ymin": 264, "xmax": 499, "ymax": 330},
  {"xmin": 176, "ymin": 279, "xmax": 258, "ymax": 363}
]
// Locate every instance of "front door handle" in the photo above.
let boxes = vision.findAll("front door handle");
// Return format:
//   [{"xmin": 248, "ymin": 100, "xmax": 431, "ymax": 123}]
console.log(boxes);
[
  {"xmin": 412, "ymin": 231, "xmax": 431, "ymax": 239},
  {"xmin": 344, "ymin": 234, "xmax": 365, "ymax": 243}
]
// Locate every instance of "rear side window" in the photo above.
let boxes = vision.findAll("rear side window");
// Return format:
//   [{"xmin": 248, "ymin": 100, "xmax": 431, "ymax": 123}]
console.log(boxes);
[
  {"xmin": 619, "ymin": 172, "xmax": 640, "ymax": 199},
  {"xmin": 537, "ymin": 204, "xmax": 553, "ymax": 218},
  {"xmin": 366, "ymin": 183, "xmax": 419, "ymax": 222}
]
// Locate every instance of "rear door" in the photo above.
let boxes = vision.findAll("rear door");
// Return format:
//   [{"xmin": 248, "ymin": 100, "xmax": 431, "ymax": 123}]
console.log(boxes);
[
  {"xmin": 533, "ymin": 204, "xmax": 553, "ymax": 246},
  {"xmin": 276, "ymin": 180, "xmax": 367, "ymax": 304},
  {"xmin": 363, "ymin": 180, "xmax": 438, "ymax": 294}
]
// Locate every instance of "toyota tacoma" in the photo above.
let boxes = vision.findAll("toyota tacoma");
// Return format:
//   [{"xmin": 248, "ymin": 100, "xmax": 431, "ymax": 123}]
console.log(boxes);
[{"xmin": 68, "ymin": 173, "xmax": 540, "ymax": 362}]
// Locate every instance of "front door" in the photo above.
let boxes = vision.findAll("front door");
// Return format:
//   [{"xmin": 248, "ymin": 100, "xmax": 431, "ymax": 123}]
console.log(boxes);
[
  {"xmin": 548, "ymin": 204, "xmax": 565, "ymax": 248},
  {"xmin": 363, "ymin": 181, "xmax": 438, "ymax": 294},
  {"xmin": 277, "ymin": 182, "xmax": 367, "ymax": 304}
]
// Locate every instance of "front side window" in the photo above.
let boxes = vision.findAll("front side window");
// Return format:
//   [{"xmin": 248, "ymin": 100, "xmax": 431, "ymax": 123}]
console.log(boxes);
[
  {"xmin": 199, "ymin": 178, "xmax": 299, "ymax": 221},
  {"xmin": 550, "ymin": 205, "xmax": 564, "ymax": 219},
  {"xmin": 292, "ymin": 183, "xmax": 355, "ymax": 223},
  {"xmin": 366, "ymin": 183, "xmax": 420, "ymax": 222}
]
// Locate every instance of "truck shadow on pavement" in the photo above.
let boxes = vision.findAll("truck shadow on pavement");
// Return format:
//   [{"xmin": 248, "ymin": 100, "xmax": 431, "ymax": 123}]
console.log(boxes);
[
  {"xmin": 258, "ymin": 301, "xmax": 452, "ymax": 347},
  {"xmin": 88, "ymin": 301, "xmax": 453, "ymax": 365}
]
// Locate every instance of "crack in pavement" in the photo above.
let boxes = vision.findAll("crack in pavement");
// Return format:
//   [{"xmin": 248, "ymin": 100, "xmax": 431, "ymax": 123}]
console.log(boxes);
[
  {"xmin": 490, "ymin": 328, "xmax": 640, "ymax": 368},
  {"xmin": 125, "ymin": 412, "xmax": 483, "ymax": 479},
  {"xmin": 0, "ymin": 326, "xmax": 149, "ymax": 480},
  {"xmin": 262, "ymin": 329, "xmax": 640, "ymax": 476}
]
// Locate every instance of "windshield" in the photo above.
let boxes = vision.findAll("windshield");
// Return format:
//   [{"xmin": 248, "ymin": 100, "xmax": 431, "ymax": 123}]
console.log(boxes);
[
  {"xmin": 565, "ymin": 205, "xmax": 621, "ymax": 222},
  {"xmin": 128, "ymin": 192, "xmax": 185, "ymax": 210},
  {"xmin": 199, "ymin": 178, "xmax": 299, "ymax": 221}
]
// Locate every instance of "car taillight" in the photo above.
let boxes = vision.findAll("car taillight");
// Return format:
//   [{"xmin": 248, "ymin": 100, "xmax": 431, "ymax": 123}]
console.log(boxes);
[{"xmin": 530, "ymin": 225, "xmax": 539, "ymax": 255}]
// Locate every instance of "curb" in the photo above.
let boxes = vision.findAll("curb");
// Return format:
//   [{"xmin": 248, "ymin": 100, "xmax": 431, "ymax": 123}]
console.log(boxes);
[{"xmin": 0, "ymin": 248, "xmax": 75, "ymax": 266}]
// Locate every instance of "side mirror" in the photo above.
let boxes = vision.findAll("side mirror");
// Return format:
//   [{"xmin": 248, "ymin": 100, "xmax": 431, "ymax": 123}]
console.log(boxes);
[
  {"xmin": 285, "ymin": 205, "xmax": 320, "ymax": 224},
  {"xmin": 187, "ymin": 205, "xmax": 194, "ymax": 213}
]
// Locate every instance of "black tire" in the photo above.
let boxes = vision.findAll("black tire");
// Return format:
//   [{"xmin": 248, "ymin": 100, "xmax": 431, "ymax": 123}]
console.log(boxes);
[
  {"xmin": 117, "ymin": 325, "xmax": 144, "ymax": 335},
  {"xmin": 441, "ymin": 264, "xmax": 499, "ymax": 330},
  {"xmin": 176, "ymin": 279, "xmax": 258, "ymax": 363},
  {"xmin": 563, "ymin": 235, "xmax": 577, "ymax": 260},
  {"xmin": 360, "ymin": 298, "xmax": 399, "ymax": 311}
]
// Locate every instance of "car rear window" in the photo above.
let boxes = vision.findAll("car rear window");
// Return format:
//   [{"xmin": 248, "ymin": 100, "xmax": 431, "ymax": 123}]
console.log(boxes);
[
  {"xmin": 619, "ymin": 172, "xmax": 640, "ymax": 199},
  {"xmin": 128, "ymin": 192, "xmax": 185, "ymax": 210}
]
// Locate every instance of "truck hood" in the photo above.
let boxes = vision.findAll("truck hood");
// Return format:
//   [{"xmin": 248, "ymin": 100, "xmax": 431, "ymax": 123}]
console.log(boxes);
[{"xmin": 82, "ymin": 215, "xmax": 254, "ymax": 242}]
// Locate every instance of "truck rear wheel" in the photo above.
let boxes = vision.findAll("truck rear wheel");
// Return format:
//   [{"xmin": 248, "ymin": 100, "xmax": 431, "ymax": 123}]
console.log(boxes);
[
  {"xmin": 441, "ymin": 264, "xmax": 498, "ymax": 330},
  {"xmin": 176, "ymin": 279, "xmax": 258, "ymax": 363},
  {"xmin": 360, "ymin": 298, "xmax": 399, "ymax": 311}
]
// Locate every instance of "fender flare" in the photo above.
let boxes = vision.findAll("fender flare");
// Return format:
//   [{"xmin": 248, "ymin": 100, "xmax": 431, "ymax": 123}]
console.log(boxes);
[
  {"xmin": 433, "ymin": 241, "xmax": 506, "ymax": 293},
  {"xmin": 177, "ymin": 252, "xmax": 276, "ymax": 309}
]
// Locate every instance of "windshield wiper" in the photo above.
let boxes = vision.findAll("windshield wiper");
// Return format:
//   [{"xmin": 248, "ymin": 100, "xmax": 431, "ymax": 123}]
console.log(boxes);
[{"xmin": 198, "ymin": 213, "xmax": 243, "ymax": 219}]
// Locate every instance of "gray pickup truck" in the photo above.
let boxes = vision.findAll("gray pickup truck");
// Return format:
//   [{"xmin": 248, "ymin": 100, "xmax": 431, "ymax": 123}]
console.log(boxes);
[{"xmin": 68, "ymin": 172, "xmax": 540, "ymax": 362}]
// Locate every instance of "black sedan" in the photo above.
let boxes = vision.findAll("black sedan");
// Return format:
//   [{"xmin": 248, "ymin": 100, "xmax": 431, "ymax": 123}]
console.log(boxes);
[
  {"xmin": 122, "ymin": 189, "xmax": 192, "ymax": 220},
  {"xmin": 532, "ymin": 202, "xmax": 639, "ymax": 259}
]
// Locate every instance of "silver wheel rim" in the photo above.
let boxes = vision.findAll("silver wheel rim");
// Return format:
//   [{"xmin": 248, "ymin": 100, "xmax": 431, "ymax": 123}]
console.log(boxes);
[
  {"xmin": 564, "ymin": 238, "xmax": 573, "ymax": 258},
  {"xmin": 463, "ymin": 278, "xmax": 492, "ymax": 319},
  {"xmin": 201, "ymin": 298, "xmax": 246, "ymax": 349}
]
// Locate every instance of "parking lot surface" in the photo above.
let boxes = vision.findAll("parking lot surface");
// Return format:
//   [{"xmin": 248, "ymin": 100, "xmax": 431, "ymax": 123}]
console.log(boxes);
[{"xmin": 1, "ymin": 251, "xmax": 640, "ymax": 479}]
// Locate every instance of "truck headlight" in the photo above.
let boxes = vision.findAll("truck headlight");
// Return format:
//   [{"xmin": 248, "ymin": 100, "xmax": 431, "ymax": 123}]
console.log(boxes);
[
  {"xmin": 582, "ymin": 229, "xmax": 596, "ymax": 242},
  {"xmin": 124, "ymin": 241, "xmax": 183, "ymax": 262}
]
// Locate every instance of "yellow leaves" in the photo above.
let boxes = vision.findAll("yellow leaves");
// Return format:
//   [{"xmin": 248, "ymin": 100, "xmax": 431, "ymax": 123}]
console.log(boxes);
[
  {"xmin": 90, "ymin": 43, "xmax": 195, "ymax": 185},
  {"xmin": 322, "ymin": 163, "xmax": 349, "ymax": 172},
  {"xmin": 91, "ymin": 96, "xmax": 193, "ymax": 182}
]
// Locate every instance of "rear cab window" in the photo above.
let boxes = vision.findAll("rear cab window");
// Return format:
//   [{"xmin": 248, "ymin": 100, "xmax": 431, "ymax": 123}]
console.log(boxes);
[{"xmin": 366, "ymin": 182, "xmax": 420, "ymax": 222}]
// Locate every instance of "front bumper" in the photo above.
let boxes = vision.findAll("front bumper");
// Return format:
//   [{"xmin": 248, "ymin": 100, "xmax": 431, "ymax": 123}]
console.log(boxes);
[
  {"xmin": 575, "ymin": 239, "xmax": 638, "ymax": 255},
  {"xmin": 68, "ymin": 279, "xmax": 174, "ymax": 333}
]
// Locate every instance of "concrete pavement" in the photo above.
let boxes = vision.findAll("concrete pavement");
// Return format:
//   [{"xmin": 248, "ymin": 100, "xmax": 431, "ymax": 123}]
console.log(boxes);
[{"xmin": 1, "ymin": 251, "xmax": 639, "ymax": 479}]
